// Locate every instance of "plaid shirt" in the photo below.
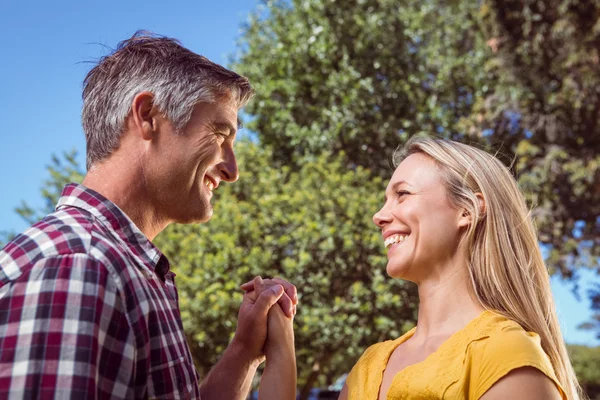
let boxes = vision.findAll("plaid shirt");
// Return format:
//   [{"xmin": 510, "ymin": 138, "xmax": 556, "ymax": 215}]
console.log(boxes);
[{"xmin": 0, "ymin": 183, "xmax": 201, "ymax": 399}]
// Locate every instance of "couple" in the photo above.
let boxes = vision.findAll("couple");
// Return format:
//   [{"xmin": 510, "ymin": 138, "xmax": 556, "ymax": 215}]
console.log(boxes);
[{"xmin": 0, "ymin": 33, "xmax": 582, "ymax": 400}]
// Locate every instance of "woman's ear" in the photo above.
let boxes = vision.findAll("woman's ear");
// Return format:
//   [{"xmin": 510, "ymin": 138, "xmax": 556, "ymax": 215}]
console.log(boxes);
[
  {"xmin": 458, "ymin": 193, "xmax": 486, "ymax": 228},
  {"xmin": 476, "ymin": 192, "xmax": 486, "ymax": 216}
]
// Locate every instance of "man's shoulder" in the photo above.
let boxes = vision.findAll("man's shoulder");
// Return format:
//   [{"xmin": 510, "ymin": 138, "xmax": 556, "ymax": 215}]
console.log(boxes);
[{"xmin": 0, "ymin": 207, "xmax": 112, "ymax": 283}]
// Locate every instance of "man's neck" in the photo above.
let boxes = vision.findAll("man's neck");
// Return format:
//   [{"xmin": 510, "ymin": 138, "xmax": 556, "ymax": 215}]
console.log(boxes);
[{"xmin": 82, "ymin": 158, "xmax": 169, "ymax": 241}]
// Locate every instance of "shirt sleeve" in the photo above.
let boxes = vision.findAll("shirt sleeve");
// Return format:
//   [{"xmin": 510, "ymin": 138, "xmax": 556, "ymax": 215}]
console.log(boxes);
[
  {"xmin": 469, "ymin": 326, "xmax": 566, "ymax": 400},
  {"xmin": 0, "ymin": 254, "xmax": 135, "ymax": 399}
]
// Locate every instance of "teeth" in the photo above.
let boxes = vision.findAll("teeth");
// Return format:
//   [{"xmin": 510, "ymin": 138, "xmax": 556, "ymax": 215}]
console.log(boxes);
[
  {"xmin": 384, "ymin": 234, "xmax": 407, "ymax": 248},
  {"xmin": 204, "ymin": 178, "xmax": 215, "ymax": 191}
]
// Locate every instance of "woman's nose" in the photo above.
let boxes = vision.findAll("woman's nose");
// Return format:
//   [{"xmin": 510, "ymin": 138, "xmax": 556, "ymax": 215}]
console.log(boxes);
[{"xmin": 373, "ymin": 205, "xmax": 392, "ymax": 228}]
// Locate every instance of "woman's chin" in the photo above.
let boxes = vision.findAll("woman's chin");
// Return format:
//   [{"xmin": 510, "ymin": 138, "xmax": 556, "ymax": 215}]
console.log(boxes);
[{"xmin": 386, "ymin": 262, "xmax": 411, "ymax": 280}]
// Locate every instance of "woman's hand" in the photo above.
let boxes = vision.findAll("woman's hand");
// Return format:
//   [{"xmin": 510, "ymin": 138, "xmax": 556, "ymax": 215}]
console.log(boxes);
[
  {"xmin": 252, "ymin": 277, "xmax": 297, "ymax": 400},
  {"xmin": 264, "ymin": 297, "xmax": 295, "ymax": 361}
]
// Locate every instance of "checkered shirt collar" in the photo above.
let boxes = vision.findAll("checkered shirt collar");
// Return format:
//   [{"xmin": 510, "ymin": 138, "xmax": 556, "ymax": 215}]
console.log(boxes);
[{"xmin": 56, "ymin": 183, "xmax": 167, "ymax": 274}]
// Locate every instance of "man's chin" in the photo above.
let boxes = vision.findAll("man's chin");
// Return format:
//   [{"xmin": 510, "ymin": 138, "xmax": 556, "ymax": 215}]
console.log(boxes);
[{"xmin": 172, "ymin": 207, "xmax": 213, "ymax": 225}]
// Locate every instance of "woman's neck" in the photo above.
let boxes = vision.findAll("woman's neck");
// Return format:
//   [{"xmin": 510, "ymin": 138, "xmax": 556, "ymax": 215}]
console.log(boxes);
[{"xmin": 412, "ymin": 262, "xmax": 485, "ymax": 342}]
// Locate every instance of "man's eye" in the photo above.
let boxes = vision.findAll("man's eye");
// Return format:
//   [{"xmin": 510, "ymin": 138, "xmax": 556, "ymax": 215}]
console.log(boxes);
[{"xmin": 216, "ymin": 132, "xmax": 229, "ymax": 139}]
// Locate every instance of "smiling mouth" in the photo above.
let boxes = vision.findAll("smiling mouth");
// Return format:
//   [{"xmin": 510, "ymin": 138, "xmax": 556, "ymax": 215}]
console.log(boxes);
[
  {"xmin": 384, "ymin": 234, "xmax": 409, "ymax": 248},
  {"xmin": 204, "ymin": 177, "xmax": 215, "ymax": 191}
]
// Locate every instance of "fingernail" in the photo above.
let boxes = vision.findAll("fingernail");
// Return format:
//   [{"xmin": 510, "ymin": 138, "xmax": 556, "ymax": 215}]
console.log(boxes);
[{"xmin": 271, "ymin": 285, "xmax": 283, "ymax": 295}]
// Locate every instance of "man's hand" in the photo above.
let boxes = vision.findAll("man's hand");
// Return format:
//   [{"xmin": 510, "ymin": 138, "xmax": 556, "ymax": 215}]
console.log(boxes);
[{"xmin": 240, "ymin": 276, "xmax": 298, "ymax": 318}]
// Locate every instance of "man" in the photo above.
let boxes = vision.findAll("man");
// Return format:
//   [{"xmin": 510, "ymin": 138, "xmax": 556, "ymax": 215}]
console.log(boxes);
[{"xmin": 0, "ymin": 32, "xmax": 297, "ymax": 399}]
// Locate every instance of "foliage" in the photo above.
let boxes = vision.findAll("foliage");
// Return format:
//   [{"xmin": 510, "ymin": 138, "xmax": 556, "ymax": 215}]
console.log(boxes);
[
  {"xmin": 583, "ymin": 282, "xmax": 600, "ymax": 340},
  {"xmin": 232, "ymin": 0, "xmax": 493, "ymax": 175},
  {"xmin": 1, "ymin": 149, "xmax": 84, "ymax": 248},
  {"xmin": 0, "ymin": 234, "xmax": 9, "ymax": 249},
  {"xmin": 569, "ymin": 344, "xmax": 600, "ymax": 399},
  {"xmin": 154, "ymin": 142, "xmax": 418, "ymax": 390},
  {"xmin": 12, "ymin": 149, "xmax": 85, "ymax": 224},
  {"xmin": 474, "ymin": 0, "xmax": 600, "ymax": 277},
  {"xmin": 234, "ymin": 0, "xmax": 600, "ymax": 279},
  {"xmin": 233, "ymin": 0, "xmax": 600, "ymax": 345}
]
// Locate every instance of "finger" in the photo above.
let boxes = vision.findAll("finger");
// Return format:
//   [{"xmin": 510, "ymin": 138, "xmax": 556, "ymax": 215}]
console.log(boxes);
[
  {"xmin": 276, "ymin": 292, "xmax": 294, "ymax": 318},
  {"xmin": 240, "ymin": 279, "xmax": 256, "ymax": 291},
  {"xmin": 240, "ymin": 275, "xmax": 264, "ymax": 291},
  {"xmin": 254, "ymin": 276, "xmax": 265, "ymax": 294},
  {"xmin": 272, "ymin": 277, "xmax": 298, "ymax": 305},
  {"xmin": 243, "ymin": 289, "xmax": 258, "ymax": 303},
  {"xmin": 254, "ymin": 278, "xmax": 294, "ymax": 317},
  {"xmin": 254, "ymin": 284, "xmax": 284, "ymax": 319}
]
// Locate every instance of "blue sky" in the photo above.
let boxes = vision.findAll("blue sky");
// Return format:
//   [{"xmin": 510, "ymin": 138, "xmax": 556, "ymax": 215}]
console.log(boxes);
[{"xmin": 0, "ymin": 0, "xmax": 598, "ymax": 346}]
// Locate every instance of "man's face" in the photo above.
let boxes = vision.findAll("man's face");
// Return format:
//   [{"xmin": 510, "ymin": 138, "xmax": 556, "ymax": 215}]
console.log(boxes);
[{"xmin": 146, "ymin": 95, "xmax": 239, "ymax": 224}]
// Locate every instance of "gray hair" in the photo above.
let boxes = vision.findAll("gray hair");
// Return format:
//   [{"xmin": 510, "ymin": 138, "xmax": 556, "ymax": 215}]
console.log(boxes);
[{"xmin": 82, "ymin": 30, "xmax": 254, "ymax": 170}]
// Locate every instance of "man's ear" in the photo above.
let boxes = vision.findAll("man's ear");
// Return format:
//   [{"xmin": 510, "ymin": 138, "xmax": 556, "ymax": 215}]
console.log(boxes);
[
  {"xmin": 458, "ymin": 192, "xmax": 486, "ymax": 228},
  {"xmin": 130, "ymin": 91, "xmax": 158, "ymax": 141}
]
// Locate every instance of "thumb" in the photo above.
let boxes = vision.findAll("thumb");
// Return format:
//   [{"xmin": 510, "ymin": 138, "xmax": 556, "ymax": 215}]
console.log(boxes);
[
  {"xmin": 253, "ymin": 284, "xmax": 284, "ymax": 318},
  {"xmin": 253, "ymin": 275, "xmax": 265, "ymax": 293}
]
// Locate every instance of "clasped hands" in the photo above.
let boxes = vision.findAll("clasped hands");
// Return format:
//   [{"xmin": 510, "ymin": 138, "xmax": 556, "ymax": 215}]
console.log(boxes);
[{"xmin": 232, "ymin": 276, "xmax": 298, "ymax": 367}]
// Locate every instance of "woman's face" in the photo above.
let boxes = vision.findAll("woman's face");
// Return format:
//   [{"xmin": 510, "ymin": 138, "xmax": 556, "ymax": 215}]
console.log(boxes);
[{"xmin": 373, "ymin": 153, "xmax": 468, "ymax": 282}]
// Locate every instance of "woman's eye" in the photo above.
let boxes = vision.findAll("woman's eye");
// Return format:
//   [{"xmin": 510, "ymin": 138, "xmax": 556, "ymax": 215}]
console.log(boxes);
[{"xmin": 396, "ymin": 190, "xmax": 409, "ymax": 198}]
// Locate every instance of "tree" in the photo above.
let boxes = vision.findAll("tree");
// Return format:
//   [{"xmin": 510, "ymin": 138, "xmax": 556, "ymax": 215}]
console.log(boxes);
[
  {"xmin": 474, "ymin": 0, "xmax": 600, "ymax": 277},
  {"xmin": 233, "ymin": 0, "xmax": 599, "ymax": 334},
  {"xmin": 12, "ymin": 149, "xmax": 85, "ymax": 225},
  {"xmin": 232, "ymin": 0, "xmax": 493, "ymax": 175},
  {"xmin": 569, "ymin": 344, "xmax": 600, "ymax": 398},
  {"xmin": 234, "ymin": 0, "xmax": 599, "ymax": 276},
  {"xmin": 1, "ymin": 149, "xmax": 84, "ymax": 248},
  {"xmin": 582, "ymin": 282, "xmax": 600, "ymax": 341}
]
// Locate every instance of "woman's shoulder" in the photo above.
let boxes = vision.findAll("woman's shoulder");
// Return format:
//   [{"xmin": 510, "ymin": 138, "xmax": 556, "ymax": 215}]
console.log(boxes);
[
  {"xmin": 464, "ymin": 311, "xmax": 565, "ymax": 399},
  {"xmin": 469, "ymin": 312, "xmax": 551, "ymax": 366}
]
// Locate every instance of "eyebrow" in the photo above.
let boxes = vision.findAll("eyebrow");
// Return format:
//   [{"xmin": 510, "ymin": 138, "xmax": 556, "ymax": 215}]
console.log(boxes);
[
  {"xmin": 212, "ymin": 119, "xmax": 241, "ymax": 137},
  {"xmin": 384, "ymin": 180, "xmax": 412, "ymax": 202}
]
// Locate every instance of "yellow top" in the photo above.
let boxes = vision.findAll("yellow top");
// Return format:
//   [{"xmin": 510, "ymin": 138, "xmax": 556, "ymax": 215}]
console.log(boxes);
[{"xmin": 345, "ymin": 310, "xmax": 566, "ymax": 400}]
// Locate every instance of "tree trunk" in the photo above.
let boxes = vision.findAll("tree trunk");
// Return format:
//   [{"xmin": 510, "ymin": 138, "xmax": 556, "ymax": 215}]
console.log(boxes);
[
  {"xmin": 299, "ymin": 352, "xmax": 334, "ymax": 400},
  {"xmin": 299, "ymin": 360, "xmax": 321, "ymax": 400}
]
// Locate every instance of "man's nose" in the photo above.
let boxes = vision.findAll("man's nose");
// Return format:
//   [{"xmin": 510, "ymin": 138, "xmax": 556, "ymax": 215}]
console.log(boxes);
[{"xmin": 218, "ymin": 146, "xmax": 239, "ymax": 183}]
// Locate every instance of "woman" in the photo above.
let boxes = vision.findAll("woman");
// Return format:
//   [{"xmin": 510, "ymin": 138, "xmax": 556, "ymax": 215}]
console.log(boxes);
[{"xmin": 339, "ymin": 136, "xmax": 584, "ymax": 399}]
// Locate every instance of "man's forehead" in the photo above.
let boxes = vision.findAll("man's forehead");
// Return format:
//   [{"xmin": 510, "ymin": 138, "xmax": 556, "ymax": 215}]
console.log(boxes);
[{"xmin": 209, "ymin": 100, "xmax": 240, "ymax": 126}]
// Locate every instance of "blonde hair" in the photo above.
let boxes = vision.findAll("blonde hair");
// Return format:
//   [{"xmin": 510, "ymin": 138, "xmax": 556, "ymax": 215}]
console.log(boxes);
[{"xmin": 394, "ymin": 135, "xmax": 584, "ymax": 400}]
